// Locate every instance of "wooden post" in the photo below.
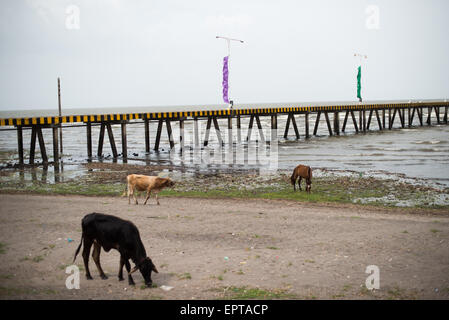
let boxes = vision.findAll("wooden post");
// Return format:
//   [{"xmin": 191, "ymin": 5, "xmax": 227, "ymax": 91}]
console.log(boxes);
[
  {"xmin": 417, "ymin": 107, "xmax": 423, "ymax": 126},
  {"xmin": 121, "ymin": 122, "xmax": 127, "ymax": 161},
  {"xmin": 30, "ymin": 126, "xmax": 36, "ymax": 164},
  {"xmin": 362, "ymin": 109, "xmax": 366, "ymax": 132},
  {"xmin": 359, "ymin": 110, "xmax": 363, "ymax": 131},
  {"xmin": 333, "ymin": 112, "xmax": 340, "ymax": 135},
  {"xmin": 444, "ymin": 106, "xmax": 448, "ymax": 124},
  {"xmin": 17, "ymin": 126, "xmax": 24, "ymax": 166},
  {"xmin": 194, "ymin": 117, "xmax": 199, "ymax": 148},
  {"xmin": 408, "ymin": 107, "xmax": 412, "ymax": 127},
  {"xmin": 434, "ymin": 106, "xmax": 441, "ymax": 124},
  {"xmin": 179, "ymin": 119, "xmax": 185, "ymax": 153},
  {"xmin": 247, "ymin": 115, "xmax": 254, "ymax": 141},
  {"xmin": 291, "ymin": 114, "xmax": 300, "ymax": 139},
  {"xmin": 98, "ymin": 123, "xmax": 105, "ymax": 157},
  {"xmin": 324, "ymin": 112, "xmax": 333, "ymax": 136},
  {"xmin": 204, "ymin": 117, "xmax": 212, "ymax": 146},
  {"xmin": 86, "ymin": 122, "xmax": 92, "ymax": 160},
  {"xmin": 106, "ymin": 123, "xmax": 118, "ymax": 158},
  {"xmin": 388, "ymin": 109, "xmax": 392, "ymax": 129},
  {"xmin": 390, "ymin": 108, "xmax": 397, "ymax": 129},
  {"xmin": 144, "ymin": 118, "xmax": 150, "ymax": 153},
  {"xmin": 366, "ymin": 109, "xmax": 373, "ymax": 130},
  {"xmin": 283, "ymin": 113, "xmax": 291, "ymax": 139},
  {"xmin": 313, "ymin": 111, "xmax": 321, "ymax": 136},
  {"xmin": 36, "ymin": 126, "xmax": 48, "ymax": 163},
  {"xmin": 426, "ymin": 107, "xmax": 431, "ymax": 125},
  {"xmin": 255, "ymin": 115, "xmax": 265, "ymax": 143},
  {"xmin": 57, "ymin": 78, "xmax": 63, "ymax": 158},
  {"xmin": 212, "ymin": 117, "xmax": 223, "ymax": 146},
  {"xmin": 305, "ymin": 112, "xmax": 310, "ymax": 139},
  {"xmin": 236, "ymin": 115, "xmax": 241, "ymax": 143},
  {"xmin": 52, "ymin": 125, "xmax": 59, "ymax": 164},
  {"xmin": 375, "ymin": 110, "xmax": 382, "ymax": 130},
  {"xmin": 410, "ymin": 108, "xmax": 415, "ymax": 126},
  {"xmin": 271, "ymin": 114, "xmax": 278, "ymax": 144},
  {"xmin": 342, "ymin": 111, "xmax": 349, "ymax": 133},
  {"xmin": 398, "ymin": 108, "xmax": 405, "ymax": 128},
  {"xmin": 351, "ymin": 111, "xmax": 359, "ymax": 133},
  {"xmin": 154, "ymin": 119, "xmax": 163, "ymax": 151},
  {"xmin": 227, "ymin": 117, "xmax": 232, "ymax": 148},
  {"xmin": 165, "ymin": 120, "xmax": 175, "ymax": 149},
  {"xmin": 382, "ymin": 109, "xmax": 386, "ymax": 129}
]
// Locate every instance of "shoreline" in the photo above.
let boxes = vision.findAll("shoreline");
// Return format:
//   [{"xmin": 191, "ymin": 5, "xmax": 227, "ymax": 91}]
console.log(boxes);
[{"xmin": 1, "ymin": 162, "xmax": 448, "ymax": 213}]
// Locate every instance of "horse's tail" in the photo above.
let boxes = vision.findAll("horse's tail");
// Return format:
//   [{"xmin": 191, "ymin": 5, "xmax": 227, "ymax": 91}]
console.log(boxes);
[
  {"xmin": 73, "ymin": 234, "xmax": 84, "ymax": 263},
  {"xmin": 308, "ymin": 166, "xmax": 312, "ymax": 180}
]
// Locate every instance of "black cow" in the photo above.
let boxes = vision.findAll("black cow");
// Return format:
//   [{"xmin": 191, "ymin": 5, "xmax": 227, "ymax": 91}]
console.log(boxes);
[{"xmin": 73, "ymin": 212, "xmax": 158, "ymax": 287}]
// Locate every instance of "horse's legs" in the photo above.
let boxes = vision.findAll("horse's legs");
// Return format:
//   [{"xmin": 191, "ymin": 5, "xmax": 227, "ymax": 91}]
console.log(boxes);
[{"xmin": 298, "ymin": 177, "xmax": 302, "ymax": 191}]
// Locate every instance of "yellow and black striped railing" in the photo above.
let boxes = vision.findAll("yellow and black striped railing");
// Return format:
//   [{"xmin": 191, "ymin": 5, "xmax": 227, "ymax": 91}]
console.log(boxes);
[{"xmin": 1, "ymin": 101, "xmax": 447, "ymax": 127}]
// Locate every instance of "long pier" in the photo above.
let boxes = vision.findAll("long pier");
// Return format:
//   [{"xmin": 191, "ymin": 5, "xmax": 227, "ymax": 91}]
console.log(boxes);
[{"xmin": 1, "ymin": 100, "xmax": 448, "ymax": 167}]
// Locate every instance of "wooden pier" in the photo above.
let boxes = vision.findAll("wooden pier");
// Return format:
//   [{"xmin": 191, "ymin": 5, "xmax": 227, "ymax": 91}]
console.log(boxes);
[{"xmin": 1, "ymin": 100, "xmax": 448, "ymax": 167}]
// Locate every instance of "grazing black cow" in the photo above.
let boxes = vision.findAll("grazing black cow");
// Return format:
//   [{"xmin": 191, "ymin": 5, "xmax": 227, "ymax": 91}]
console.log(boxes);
[{"xmin": 73, "ymin": 212, "xmax": 158, "ymax": 287}]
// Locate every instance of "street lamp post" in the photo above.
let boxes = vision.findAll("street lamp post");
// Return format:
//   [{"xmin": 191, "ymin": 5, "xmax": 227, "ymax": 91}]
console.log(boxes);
[
  {"xmin": 354, "ymin": 53, "xmax": 367, "ymax": 103},
  {"xmin": 216, "ymin": 36, "xmax": 244, "ymax": 109}
]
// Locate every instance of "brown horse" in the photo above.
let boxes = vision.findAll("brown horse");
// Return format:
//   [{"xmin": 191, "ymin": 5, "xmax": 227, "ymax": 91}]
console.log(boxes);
[{"xmin": 291, "ymin": 165, "xmax": 312, "ymax": 193}]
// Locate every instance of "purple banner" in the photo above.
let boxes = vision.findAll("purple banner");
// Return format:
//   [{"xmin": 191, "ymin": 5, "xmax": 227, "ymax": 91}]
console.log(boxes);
[{"xmin": 222, "ymin": 56, "xmax": 229, "ymax": 103}]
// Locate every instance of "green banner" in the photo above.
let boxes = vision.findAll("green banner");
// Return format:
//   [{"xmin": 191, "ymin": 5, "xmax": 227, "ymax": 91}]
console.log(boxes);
[{"xmin": 357, "ymin": 65, "xmax": 362, "ymax": 100}]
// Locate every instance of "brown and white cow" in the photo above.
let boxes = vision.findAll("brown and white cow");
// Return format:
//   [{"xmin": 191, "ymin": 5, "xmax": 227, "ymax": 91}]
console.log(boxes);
[{"xmin": 126, "ymin": 174, "xmax": 175, "ymax": 205}]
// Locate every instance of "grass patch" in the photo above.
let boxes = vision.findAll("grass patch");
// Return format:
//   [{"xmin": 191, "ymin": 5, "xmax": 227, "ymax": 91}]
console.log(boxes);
[
  {"xmin": 32, "ymin": 255, "xmax": 44, "ymax": 263},
  {"xmin": 1, "ymin": 169, "xmax": 448, "ymax": 210},
  {"xmin": 220, "ymin": 286, "xmax": 296, "ymax": 300},
  {"xmin": 177, "ymin": 272, "xmax": 192, "ymax": 280},
  {"xmin": 304, "ymin": 259, "xmax": 315, "ymax": 263},
  {"xmin": 0, "ymin": 242, "xmax": 7, "ymax": 254}
]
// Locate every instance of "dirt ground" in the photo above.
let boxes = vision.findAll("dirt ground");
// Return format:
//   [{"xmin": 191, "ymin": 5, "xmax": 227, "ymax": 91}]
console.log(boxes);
[{"xmin": 0, "ymin": 193, "xmax": 448, "ymax": 300}]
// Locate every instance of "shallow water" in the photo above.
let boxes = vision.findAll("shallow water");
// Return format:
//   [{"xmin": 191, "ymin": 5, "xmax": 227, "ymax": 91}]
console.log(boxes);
[{"xmin": 0, "ymin": 110, "xmax": 448, "ymax": 187}]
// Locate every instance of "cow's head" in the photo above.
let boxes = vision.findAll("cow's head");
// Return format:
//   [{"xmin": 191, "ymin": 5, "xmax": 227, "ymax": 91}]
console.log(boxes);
[{"xmin": 131, "ymin": 257, "xmax": 159, "ymax": 287}]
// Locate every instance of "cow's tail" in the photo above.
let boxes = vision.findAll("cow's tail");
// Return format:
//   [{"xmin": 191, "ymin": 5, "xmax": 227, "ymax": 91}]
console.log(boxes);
[
  {"xmin": 121, "ymin": 177, "xmax": 129, "ymax": 197},
  {"xmin": 73, "ymin": 234, "xmax": 83, "ymax": 263}
]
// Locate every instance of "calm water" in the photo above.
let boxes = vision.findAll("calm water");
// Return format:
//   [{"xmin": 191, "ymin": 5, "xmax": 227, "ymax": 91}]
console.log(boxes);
[{"xmin": 0, "ymin": 107, "xmax": 448, "ymax": 186}]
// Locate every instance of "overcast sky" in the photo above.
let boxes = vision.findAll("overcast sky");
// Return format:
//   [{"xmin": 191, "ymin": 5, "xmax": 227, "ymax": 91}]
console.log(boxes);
[{"xmin": 0, "ymin": 0, "xmax": 448, "ymax": 110}]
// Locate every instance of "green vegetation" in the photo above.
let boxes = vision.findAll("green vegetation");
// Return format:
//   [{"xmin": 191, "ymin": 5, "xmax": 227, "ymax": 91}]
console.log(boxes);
[
  {"xmin": 220, "ymin": 286, "xmax": 297, "ymax": 300},
  {"xmin": 1, "ymin": 167, "xmax": 448, "ymax": 211},
  {"xmin": 177, "ymin": 272, "xmax": 192, "ymax": 280},
  {"xmin": 0, "ymin": 242, "xmax": 6, "ymax": 254},
  {"xmin": 32, "ymin": 255, "xmax": 44, "ymax": 263}
]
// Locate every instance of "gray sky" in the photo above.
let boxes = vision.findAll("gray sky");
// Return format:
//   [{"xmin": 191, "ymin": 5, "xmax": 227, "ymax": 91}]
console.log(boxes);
[{"xmin": 0, "ymin": 0, "xmax": 448, "ymax": 110}]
